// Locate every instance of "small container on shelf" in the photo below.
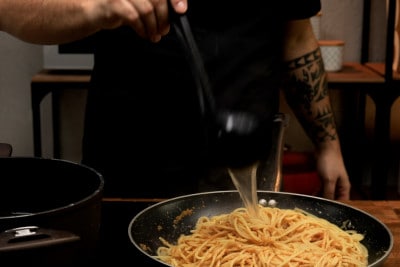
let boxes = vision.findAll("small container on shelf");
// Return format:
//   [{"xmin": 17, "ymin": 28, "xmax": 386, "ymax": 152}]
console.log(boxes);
[{"xmin": 318, "ymin": 40, "xmax": 345, "ymax": 72}]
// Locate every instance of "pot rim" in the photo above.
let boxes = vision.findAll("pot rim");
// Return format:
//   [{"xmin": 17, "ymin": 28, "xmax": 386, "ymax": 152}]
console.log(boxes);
[{"xmin": 0, "ymin": 157, "xmax": 104, "ymax": 220}]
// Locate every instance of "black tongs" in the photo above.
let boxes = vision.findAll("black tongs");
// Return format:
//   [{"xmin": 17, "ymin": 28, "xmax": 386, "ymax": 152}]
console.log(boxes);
[
  {"xmin": 171, "ymin": 14, "xmax": 216, "ymax": 118},
  {"xmin": 172, "ymin": 13, "xmax": 259, "ymax": 137}
]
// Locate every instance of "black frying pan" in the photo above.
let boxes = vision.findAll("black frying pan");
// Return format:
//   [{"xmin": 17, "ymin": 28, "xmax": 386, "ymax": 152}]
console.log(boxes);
[{"xmin": 128, "ymin": 190, "xmax": 393, "ymax": 267}]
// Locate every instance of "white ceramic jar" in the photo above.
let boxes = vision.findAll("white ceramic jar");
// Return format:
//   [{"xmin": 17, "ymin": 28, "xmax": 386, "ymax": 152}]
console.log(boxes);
[{"xmin": 318, "ymin": 40, "xmax": 345, "ymax": 72}]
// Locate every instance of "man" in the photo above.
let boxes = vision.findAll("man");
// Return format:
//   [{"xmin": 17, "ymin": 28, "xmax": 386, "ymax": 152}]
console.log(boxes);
[{"xmin": 0, "ymin": 0, "xmax": 350, "ymax": 200}]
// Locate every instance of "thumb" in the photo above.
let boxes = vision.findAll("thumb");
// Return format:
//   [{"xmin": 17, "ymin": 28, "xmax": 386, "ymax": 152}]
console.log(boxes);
[{"xmin": 170, "ymin": 0, "xmax": 187, "ymax": 13}]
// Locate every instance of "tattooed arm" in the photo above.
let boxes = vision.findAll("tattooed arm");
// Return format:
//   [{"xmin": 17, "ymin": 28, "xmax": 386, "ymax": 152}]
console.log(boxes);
[{"xmin": 281, "ymin": 19, "xmax": 351, "ymax": 200}]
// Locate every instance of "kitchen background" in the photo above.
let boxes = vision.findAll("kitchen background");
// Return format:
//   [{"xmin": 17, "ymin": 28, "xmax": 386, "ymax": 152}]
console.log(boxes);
[{"xmin": 0, "ymin": 0, "xmax": 398, "ymax": 192}]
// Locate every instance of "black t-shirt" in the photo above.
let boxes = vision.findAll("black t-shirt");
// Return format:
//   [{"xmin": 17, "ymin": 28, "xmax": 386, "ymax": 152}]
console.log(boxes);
[
  {"xmin": 83, "ymin": 0, "xmax": 321, "ymax": 197},
  {"xmin": 186, "ymin": 1, "xmax": 320, "ymax": 28}
]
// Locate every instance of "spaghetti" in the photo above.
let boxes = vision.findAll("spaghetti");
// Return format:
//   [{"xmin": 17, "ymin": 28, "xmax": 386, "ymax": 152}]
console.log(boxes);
[{"xmin": 156, "ymin": 206, "xmax": 368, "ymax": 267}]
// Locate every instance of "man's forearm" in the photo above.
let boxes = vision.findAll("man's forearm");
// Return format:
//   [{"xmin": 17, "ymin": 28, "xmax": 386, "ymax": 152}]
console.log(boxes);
[
  {"xmin": 0, "ymin": 0, "xmax": 99, "ymax": 44},
  {"xmin": 282, "ymin": 47, "xmax": 339, "ymax": 147}
]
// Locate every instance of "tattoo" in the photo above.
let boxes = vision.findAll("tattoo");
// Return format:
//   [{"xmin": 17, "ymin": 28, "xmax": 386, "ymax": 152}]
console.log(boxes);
[{"xmin": 283, "ymin": 48, "xmax": 338, "ymax": 143}]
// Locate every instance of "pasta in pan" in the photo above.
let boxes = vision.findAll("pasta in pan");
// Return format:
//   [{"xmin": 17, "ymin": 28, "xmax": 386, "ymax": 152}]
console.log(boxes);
[{"xmin": 156, "ymin": 206, "xmax": 368, "ymax": 267}]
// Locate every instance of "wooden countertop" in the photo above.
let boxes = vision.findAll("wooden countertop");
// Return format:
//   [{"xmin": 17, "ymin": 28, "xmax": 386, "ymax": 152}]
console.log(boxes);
[{"xmin": 340, "ymin": 200, "xmax": 400, "ymax": 267}]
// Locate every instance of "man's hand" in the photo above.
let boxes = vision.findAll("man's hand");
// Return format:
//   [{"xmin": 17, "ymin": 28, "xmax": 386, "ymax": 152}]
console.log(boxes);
[{"xmin": 100, "ymin": 0, "xmax": 187, "ymax": 42}]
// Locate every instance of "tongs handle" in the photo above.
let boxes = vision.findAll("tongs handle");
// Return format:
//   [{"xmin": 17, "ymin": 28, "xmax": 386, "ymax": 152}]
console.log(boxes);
[{"xmin": 171, "ymin": 13, "xmax": 216, "ymax": 116}]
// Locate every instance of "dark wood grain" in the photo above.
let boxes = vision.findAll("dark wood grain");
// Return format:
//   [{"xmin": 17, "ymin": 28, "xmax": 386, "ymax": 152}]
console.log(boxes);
[{"xmin": 341, "ymin": 200, "xmax": 400, "ymax": 267}]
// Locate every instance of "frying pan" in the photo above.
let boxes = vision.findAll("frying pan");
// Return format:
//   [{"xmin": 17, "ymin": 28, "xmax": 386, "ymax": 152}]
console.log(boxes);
[{"xmin": 128, "ymin": 190, "xmax": 393, "ymax": 267}]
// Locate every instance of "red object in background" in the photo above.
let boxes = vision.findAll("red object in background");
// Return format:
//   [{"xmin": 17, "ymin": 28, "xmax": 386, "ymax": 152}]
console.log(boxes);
[{"xmin": 282, "ymin": 151, "xmax": 321, "ymax": 196}]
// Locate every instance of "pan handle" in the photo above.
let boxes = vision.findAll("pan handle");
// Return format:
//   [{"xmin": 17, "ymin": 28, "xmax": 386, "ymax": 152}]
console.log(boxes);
[
  {"xmin": 0, "ymin": 226, "xmax": 80, "ymax": 252},
  {"xmin": 257, "ymin": 113, "xmax": 289, "ymax": 192}
]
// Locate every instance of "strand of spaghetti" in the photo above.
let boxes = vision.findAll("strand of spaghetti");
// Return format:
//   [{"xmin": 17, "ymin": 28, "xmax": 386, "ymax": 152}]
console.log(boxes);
[{"xmin": 232, "ymin": 212, "xmax": 263, "ymax": 242}]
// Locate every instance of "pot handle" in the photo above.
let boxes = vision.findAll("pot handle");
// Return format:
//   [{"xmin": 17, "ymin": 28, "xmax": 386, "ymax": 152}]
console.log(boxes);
[{"xmin": 0, "ymin": 226, "xmax": 80, "ymax": 252}]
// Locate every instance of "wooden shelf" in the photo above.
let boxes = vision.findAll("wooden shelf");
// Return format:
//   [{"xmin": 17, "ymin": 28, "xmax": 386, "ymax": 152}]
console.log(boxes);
[
  {"xmin": 364, "ymin": 62, "xmax": 400, "ymax": 80},
  {"xmin": 327, "ymin": 62, "xmax": 385, "ymax": 84},
  {"xmin": 30, "ymin": 63, "xmax": 393, "ymax": 199}
]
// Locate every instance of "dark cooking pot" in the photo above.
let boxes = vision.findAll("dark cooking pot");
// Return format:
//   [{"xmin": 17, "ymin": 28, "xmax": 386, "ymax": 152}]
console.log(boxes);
[
  {"xmin": 0, "ymin": 157, "xmax": 104, "ymax": 266},
  {"xmin": 128, "ymin": 190, "xmax": 393, "ymax": 267}
]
